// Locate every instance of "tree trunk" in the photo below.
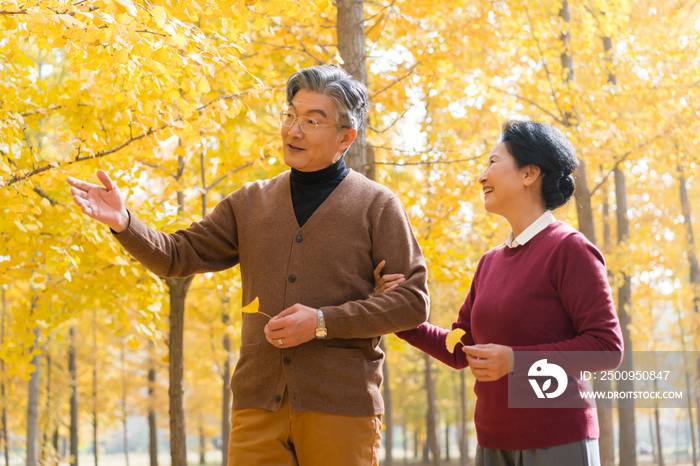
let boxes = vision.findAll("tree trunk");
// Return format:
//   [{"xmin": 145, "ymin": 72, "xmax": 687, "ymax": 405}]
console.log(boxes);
[
  {"xmin": 422, "ymin": 433, "xmax": 429, "ymax": 464},
  {"xmin": 596, "ymin": 171, "xmax": 615, "ymax": 466},
  {"xmin": 1, "ymin": 288, "xmax": 9, "ymax": 466},
  {"xmin": 380, "ymin": 339, "xmax": 393, "ymax": 466},
  {"xmin": 424, "ymin": 353, "xmax": 440, "ymax": 466},
  {"xmin": 595, "ymin": 33, "xmax": 619, "ymax": 465},
  {"xmin": 148, "ymin": 341, "xmax": 158, "ymax": 466},
  {"xmin": 614, "ymin": 167, "xmax": 636, "ymax": 466},
  {"xmin": 678, "ymin": 165, "xmax": 700, "ymax": 443},
  {"xmin": 459, "ymin": 369, "xmax": 468, "ymax": 466},
  {"xmin": 162, "ymin": 157, "xmax": 195, "ymax": 466},
  {"xmin": 337, "ymin": 0, "xmax": 369, "ymax": 176},
  {"xmin": 52, "ymin": 428, "xmax": 59, "ymax": 465},
  {"xmin": 121, "ymin": 342, "xmax": 130, "ymax": 466},
  {"xmin": 684, "ymin": 358, "xmax": 698, "ymax": 466},
  {"xmin": 678, "ymin": 165, "xmax": 700, "ymax": 313},
  {"xmin": 602, "ymin": 168, "xmax": 612, "ymax": 251},
  {"xmin": 403, "ymin": 421, "xmax": 408, "ymax": 465},
  {"xmin": 221, "ymin": 308, "xmax": 231, "ymax": 466},
  {"xmin": 675, "ymin": 305, "xmax": 698, "ymax": 466},
  {"xmin": 165, "ymin": 276, "xmax": 194, "ymax": 466},
  {"xmin": 559, "ymin": 0, "xmax": 596, "ymax": 246},
  {"xmin": 654, "ymin": 378, "xmax": 665, "ymax": 466},
  {"xmin": 414, "ymin": 427, "xmax": 419, "ymax": 460},
  {"xmin": 199, "ymin": 422, "xmax": 206, "ymax": 465},
  {"xmin": 560, "ymin": 0, "xmax": 609, "ymax": 456},
  {"xmin": 573, "ymin": 161, "xmax": 597, "ymax": 246},
  {"xmin": 444, "ymin": 423, "xmax": 449, "ymax": 462},
  {"xmin": 202, "ymin": 153, "xmax": 231, "ymax": 466},
  {"xmin": 27, "ymin": 326, "xmax": 41, "ymax": 466},
  {"xmin": 92, "ymin": 311, "xmax": 99, "ymax": 466},
  {"xmin": 648, "ymin": 416, "xmax": 656, "ymax": 466},
  {"xmin": 593, "ymin": 357, "xmax": 614, "ymax": 465},
  {"xmin": 43, "ymin": 347, "xmax": 52, "ymax": 464},
  {"xmin": 69, "ymin": 326, "xmax": 78, "ymax": 466},
  {"xmin": 559, "ymin": 0, "xmax": 574, "ymax": 103}
]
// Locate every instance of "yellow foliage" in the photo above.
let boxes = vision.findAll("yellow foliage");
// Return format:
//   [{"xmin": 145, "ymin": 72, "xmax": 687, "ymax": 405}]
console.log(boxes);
[{"xmin": 0, "ymin": 0, "xmax": 699, "ymax": 445}]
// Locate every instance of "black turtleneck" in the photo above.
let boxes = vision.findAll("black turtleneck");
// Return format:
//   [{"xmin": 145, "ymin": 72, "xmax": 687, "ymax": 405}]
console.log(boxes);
[{"xmin": 290, "ymin": 157, "xmax": 350, "ymax": 227}]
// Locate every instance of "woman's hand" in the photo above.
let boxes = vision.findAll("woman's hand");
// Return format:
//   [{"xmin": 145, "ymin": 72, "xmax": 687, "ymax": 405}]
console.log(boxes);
[
  {"xmin": 372, "ymin": 260, "xmax": 405, "ymax": 295},
  {"xmin": 463, "ymin": 344, "xmax": 514, "ymax": 382}
]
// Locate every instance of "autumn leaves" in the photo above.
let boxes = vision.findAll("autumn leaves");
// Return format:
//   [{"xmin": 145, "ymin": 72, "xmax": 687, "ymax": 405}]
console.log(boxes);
[{"xmin": 241, "ymin": 297, "xmax": 272, "ymax": 320}]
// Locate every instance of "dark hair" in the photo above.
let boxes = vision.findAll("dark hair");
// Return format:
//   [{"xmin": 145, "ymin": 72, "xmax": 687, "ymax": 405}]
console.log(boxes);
[
  {"xmin": 500, "ymin": 121, "xmax": 578, "ymax": 210},
  {"xmin": 285, "ymin": 64, "xmax": 369, "ymax": 131}
]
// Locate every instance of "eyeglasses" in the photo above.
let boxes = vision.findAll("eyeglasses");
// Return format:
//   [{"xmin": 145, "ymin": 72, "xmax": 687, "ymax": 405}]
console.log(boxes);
[{"xmin": 278, "ymin": 111, "xmax": 346, "ymax": 135}]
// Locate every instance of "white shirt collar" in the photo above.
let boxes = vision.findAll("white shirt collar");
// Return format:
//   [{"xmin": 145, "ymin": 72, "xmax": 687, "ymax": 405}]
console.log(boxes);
[{"xmin": 504, "ymin": 211, "xmax": 556, "ymax": 248}]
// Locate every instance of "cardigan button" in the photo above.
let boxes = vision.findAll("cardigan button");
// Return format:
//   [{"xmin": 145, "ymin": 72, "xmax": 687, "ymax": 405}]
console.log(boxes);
[
  {"xmin": 283, "ymin": 357, "xmax": 291, "ymax": 365},
  {"xmin": 289, "ymin": 275, "xmax": 296, "ymax": 283},
  {"xmin": 274, "ymin": 395, "xmax": 281, "ymax": 403},
  {"xmin": 296, "ymin": 236, "xmax": 303, "ymax": 243}
]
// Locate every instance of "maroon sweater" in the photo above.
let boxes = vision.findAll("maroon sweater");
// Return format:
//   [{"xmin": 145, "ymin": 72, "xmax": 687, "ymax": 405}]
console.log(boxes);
[{"xmin": 397, "ymin": 221, "xmax": 623, "ymax": 449}]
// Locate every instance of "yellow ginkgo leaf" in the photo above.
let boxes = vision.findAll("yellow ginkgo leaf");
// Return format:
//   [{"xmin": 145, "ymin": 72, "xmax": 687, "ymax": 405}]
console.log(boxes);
[
  {"xmin": 445, "ymin": 328, "xmax": 466, "ymax": 354},
  {"xmin": 196, "ymin": 76, "xmax": 210, "ymax": 93},
  {"xmin": 127, "ymin": 336, "xmax": 140, "ymax": 348},
  {"xmin": 241, "ymin": 297, "xmax": 272, "ymax": 319},
  {"xmin": 114, "ymin": 49, "xmax": 129, "ymax": 64},
  {"xmin": 242, "ymin": 297, "xmax": 259, "ymax": 314},
  {"xmin": 162, "ymin": 354, "xmax": 170, "ymax": 363}
]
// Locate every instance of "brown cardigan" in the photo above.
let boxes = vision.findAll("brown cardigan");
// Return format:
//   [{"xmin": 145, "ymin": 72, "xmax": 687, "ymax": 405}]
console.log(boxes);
[{"xmin": 113, "ymin": 170, "xmax": 430, "ymax": 416}]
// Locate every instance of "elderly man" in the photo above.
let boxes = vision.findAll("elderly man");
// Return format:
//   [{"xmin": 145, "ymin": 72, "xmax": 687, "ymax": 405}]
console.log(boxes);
[{"xmin": 68, "ymin": 64, "xmax": 429, "ymax": 465}]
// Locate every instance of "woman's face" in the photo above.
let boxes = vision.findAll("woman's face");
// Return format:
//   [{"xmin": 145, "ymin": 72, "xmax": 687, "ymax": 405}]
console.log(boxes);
[{"xmin": 477, "ymin": 142, "xmax": 525, "ymax": 216}]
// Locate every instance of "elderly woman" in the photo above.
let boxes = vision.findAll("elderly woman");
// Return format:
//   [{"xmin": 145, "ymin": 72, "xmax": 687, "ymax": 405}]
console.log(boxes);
[{"xmin": 375, "ymin": 121, "xmax": 623, "ymax": 466}]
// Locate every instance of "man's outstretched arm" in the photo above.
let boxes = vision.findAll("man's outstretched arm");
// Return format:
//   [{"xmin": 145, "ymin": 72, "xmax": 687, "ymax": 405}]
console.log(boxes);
[{"xmin": 68, "ymin": 170, "xmax": 240, "ymax": 277}]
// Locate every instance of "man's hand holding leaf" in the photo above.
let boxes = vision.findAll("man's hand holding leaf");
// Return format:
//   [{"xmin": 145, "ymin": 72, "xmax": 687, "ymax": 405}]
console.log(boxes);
[{"xmin": 264, "ymin": 303, "xmax": 317, "ymax": 348}]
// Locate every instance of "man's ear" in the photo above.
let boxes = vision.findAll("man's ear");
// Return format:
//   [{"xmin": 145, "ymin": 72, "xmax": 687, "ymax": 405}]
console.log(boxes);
[
  {"xmin": 338, "ymin": 127, "xmax": 357, "ymax": 153},
  {"xmin": 521, "ymin": 165, "xmax": 542, "ymax": 187}
]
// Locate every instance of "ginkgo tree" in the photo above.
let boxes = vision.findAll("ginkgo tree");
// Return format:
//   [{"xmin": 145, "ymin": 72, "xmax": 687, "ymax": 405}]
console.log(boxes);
[{"xmin": 1, "ymin": 0, "xmax": 324, "ymax": 464}]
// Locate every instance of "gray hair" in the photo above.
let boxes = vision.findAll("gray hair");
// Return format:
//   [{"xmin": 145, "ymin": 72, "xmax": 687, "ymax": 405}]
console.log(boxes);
[{"xmin": 285, "ymin": 65, "xmax": 369, "ymax": 131}]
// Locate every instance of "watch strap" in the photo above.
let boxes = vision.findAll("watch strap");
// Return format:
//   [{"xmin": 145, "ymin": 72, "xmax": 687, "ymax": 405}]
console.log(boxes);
[{"xmin": 315, "ymin": 309, "xmax": 327, "ymax": 338}]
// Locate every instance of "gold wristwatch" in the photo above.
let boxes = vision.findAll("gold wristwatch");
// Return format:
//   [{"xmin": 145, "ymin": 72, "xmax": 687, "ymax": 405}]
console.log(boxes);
[{"xmin": 315, "ymin": 309, "xmax": 327, "ymax": 339}]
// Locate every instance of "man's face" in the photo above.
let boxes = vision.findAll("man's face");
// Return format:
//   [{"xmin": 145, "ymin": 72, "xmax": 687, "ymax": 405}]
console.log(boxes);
[{"xmin": 281, "ymin": 90, "xmax": 357, "ymax": 172}]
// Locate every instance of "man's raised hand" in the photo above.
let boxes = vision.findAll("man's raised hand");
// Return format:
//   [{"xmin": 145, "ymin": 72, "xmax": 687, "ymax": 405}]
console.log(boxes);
[{"xmin": 67, "ymin": 169, "xmax": 129, "ymax": 233}]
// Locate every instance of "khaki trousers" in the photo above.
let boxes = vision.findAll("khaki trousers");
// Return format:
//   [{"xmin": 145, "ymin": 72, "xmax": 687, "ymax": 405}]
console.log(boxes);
[{"xmin": 228, "ymin": 390, "xmax": 381, "ymax": 466}]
